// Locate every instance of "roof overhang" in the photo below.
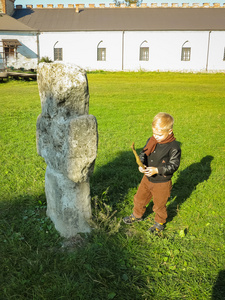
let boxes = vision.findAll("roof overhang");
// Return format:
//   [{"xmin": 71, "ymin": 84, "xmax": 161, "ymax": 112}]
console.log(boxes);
[{"xmin": 2, "ymin": 39, "xmax": 22, "ymax": 47}]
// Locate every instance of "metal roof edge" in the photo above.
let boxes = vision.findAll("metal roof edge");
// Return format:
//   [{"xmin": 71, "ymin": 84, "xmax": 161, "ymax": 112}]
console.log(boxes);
[{"xmin": 39, "ymin": 29, "xmax": 225, "ymax": 32}]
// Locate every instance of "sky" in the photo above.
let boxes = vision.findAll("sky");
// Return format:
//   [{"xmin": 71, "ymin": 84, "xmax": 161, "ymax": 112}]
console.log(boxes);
[{"xmin": 14, "ymin": 0, "xmax": 225, "ymax": 8}]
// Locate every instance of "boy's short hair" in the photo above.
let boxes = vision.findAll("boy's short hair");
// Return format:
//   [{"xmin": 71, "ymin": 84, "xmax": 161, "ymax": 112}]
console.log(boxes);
[{"xmin": 152, "ymin": 112, "xmax": 174, "ymax": 131}]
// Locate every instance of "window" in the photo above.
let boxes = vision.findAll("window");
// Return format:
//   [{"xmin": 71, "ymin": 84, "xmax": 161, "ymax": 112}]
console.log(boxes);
[
  {"xmin": 2, "ymin": 39, "xmax": 21, "ymax": 62},
  {"xmin": 140, "ymin": 47, "xmax": 149, "ymax": 61},
  {"xmin": 181, "ymin": 48, "xmax": 191, "ymax": 61},
  {"xmin": 181, "ymin": 41, "xmax": 191, "ymax": 61},
  {"xmin": 97, "ymin": 47, "xmax": 106, "ymax": 61},
  {"xmin": 139, "ymin": 40, "xmax": 149, "ymax": 61},
  {"xmin": 54, "ymin": 48, "xmax": 63, "ymax": 61},
  {"xmin": 4, "ymin": 47, "xmax": 15, "ymax": 59},
  {"xmin": 97, "ymin": 40, "xmax": 106, "ymax": 61}
]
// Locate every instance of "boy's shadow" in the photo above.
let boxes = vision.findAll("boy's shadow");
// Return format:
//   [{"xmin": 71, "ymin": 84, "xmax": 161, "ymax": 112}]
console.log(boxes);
[
  {"xmin": 91, "ymin": 151, "xmax": 213, "ymax": 224},
  {"xmin": 166, "ymin": 155, "xmax": 214, "ymax": 223},
  {"xmin": 211, "ymin": 270, "xmax": 225, "ymax": 300}
]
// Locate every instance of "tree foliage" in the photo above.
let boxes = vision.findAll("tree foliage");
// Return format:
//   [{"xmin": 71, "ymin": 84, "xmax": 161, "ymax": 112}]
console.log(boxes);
[{"xmin": 114, "ymin": 0, "xmax": 143, "ymax": 6}]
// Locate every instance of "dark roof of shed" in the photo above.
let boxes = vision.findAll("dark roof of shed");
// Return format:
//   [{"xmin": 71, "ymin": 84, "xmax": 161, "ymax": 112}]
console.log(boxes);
[
  {"xmin": 0, "ymin": 13, "xmax": 36, "ymax": 31},
  {"xmin": 12, "ymin": 7, "xmax": 225, "ymax": 32},
  {"xmin": 2, "ymin": 39, "xmax": 22, "ymax": 46}
]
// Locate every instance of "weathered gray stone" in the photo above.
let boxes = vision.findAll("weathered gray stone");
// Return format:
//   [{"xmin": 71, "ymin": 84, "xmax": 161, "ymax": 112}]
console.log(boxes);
[
  {"xmin": 37, "ymin": 114, "xmax": 97, "ymax": 182},
  {"xmin": 37, "ymin": 62, "xmax": 89, "ymax": 118},
  {"xmin": 45, "ymin": 166, "xmax": 92, "ymax": 237},
  {"xmin": 36, "ymin": 62, "xmax": 98, "ymax": 237}
]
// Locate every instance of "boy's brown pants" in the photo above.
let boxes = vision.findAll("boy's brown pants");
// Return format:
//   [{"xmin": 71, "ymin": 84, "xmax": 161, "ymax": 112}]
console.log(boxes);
[{"xmin": 133, "ymin": 175, "xmax": 172, "ymax": 224}]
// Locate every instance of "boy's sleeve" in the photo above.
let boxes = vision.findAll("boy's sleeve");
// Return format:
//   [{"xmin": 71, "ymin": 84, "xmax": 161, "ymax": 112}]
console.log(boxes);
[
  {"xmin": 138, "ymin": 138, "xmax": 150, "ymax": 166},
  {"xmin": 158, "ymin": 147, "xmax": 181, "ymax": 176},
  {"xmin": 139, "ymin": 150, "xmax": 147, "ymax": 166}
]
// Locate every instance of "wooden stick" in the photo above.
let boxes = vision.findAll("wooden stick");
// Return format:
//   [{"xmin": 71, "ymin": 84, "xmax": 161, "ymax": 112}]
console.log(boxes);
[{"xmin": 131, "ymin": 142, "xmax": 146, "ymax": 169}]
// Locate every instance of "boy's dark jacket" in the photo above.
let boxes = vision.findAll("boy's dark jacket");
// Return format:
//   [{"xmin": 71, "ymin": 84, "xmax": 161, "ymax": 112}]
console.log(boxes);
[{"xmin": 139, "ymin": 138, "xmax": 181, "ymax": 183}]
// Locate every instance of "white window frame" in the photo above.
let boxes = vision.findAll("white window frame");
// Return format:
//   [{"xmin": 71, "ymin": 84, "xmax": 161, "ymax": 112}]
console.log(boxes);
[
  {"xmin": 97, "ymin": 41, "xmax": 106, "ymax": 61},
  {"xmin": 54, "ymin": 48, "xmax": 63, "ymax": 61},
  {"xmin": 181, "ymin": 41, "xmax": 191, "ymax": 61},
  {"xmin": 139, "ymin": 40, "xmax": 149, "ymax": 61}
]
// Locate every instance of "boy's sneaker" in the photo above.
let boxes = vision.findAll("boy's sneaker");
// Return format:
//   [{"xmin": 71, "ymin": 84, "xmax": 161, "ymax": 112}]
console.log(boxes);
[
  {"xmin": 148, "ymin": 222, "xmax": 164, "ymax": 233},
  {"xmin": 123, "ymin": 213, "xmax": 143, "ymax": 224}
]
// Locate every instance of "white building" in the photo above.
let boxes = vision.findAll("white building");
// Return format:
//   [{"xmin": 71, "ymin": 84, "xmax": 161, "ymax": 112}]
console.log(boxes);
[
  {"xmin": 0, "ymin": 13, "xmax": 38, "ymax": 70},
  {"xmin": 1, "ymin": 0, "xmax": 225, "ymax": 72}
]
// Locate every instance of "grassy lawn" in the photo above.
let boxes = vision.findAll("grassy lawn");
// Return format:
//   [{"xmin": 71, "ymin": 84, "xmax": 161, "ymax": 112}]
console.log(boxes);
[{"xmin": 0, "ymin": 72, "xmax": 224, "ymax": 299}]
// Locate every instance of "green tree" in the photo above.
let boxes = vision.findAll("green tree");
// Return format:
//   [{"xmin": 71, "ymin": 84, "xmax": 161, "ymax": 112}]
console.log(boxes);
[{"xmin": 114, "ymin": 0, "xmax": 143, "ymax": 6}]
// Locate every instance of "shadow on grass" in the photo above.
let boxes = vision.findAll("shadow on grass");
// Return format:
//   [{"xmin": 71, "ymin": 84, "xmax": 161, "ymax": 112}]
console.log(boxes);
[
  {"xmin": 91, "ymin": 153, "xmax": 214, "ymax": 224},
  {"xmin": 0, "ymin": 154, "xmax": 216, "ymax": 298},
  {"xmin": 167, "ymin": 155, "xmax": 214, "ymax": 223},
  {"xmin": 0, "ymin": 194, "xmax": 151, "ymax": 299},
  {"xmin": 0, "ymin": 148, "xmax": 156, "ymax": 299},
  {"xmin": 90, "ymin": 149, "xmax": 143, "ymax": 209},
  {"xmin": 212, "ymin": 270, "xmax": 225, "ymax": 300},
  {"xmin": 0, "ymin": 145, "xmax": 153, "ymax": 298}
]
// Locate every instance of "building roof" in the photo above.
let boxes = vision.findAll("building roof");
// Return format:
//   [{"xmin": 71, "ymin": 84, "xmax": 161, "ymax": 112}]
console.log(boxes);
[
  {"xmin": 0, "ymin": 13, "xmax": 36, "ymax": 31},
  {"xmin": 2, "ymin": 39, "xmax": 22, "ymax": 47},
  {"xmin": 12, "ymin": 7, "xmax": 225, "ymax": 32}
]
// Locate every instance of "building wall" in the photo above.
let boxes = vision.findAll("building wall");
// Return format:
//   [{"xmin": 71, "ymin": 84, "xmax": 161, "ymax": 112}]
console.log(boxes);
[
  {"xmin": 1, "ymin": 30, "xmax": 225, "ymax": 72},
  {"xmin": 0, "ymin": 32, "xmax": 38, "ymax": 70},
  {"xmin": 39, "ymin": 31, "xmax": 123, "ymax": 71},
  {"xmin": 0, "ymin": 0, "xmax": 15, "ymax": 15},
  {"xmin": 208, "ymin": 31, "xmax": 225, "ymax": 71},
  {"xmin": 39, "ymin": 30, "xmax": 225, "ymax": 72},
  {"xmin": 124, "ymin": 31, "xmax": 210, "ymax": 72},
  {"xmin": 5, "ymin": 0, "xmax": 14, "ymax": 15}
]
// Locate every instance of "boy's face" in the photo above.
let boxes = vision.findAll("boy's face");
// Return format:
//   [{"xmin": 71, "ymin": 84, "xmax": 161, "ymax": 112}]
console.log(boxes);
[{"xmin": 152, "ymin": 126, "xmax": 172, "ymax": 142}]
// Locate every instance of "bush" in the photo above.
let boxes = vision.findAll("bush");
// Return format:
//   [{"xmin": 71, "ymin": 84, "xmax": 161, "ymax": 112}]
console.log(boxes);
[{"xmin": 38, "ymin": 56, "xmax": 53, "ymax": 63}]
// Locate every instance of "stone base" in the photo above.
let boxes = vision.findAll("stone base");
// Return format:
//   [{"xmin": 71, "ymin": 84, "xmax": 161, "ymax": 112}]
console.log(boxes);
[{"xmin": 45, "ymin": 166, "xmax": 92, "ymax": 237}]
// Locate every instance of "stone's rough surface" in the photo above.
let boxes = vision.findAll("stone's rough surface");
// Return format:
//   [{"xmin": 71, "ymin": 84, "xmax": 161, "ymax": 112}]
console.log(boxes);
[
  {"xmin": 45, "ymin": 166, "xmax": 92, "ymax": 237},
  {"xmin": 38, "ymin": 62, "xmax": 89, "ymax": 118},
  {"xmin": 36, "ymin": 62, "xmax": 98, "ymax": 237},
  {"xmin": 37, "ymin": 114, "xmax": 97, "ymax": 182},
  {"xmin": 67, "ymin": 115, "xmax": 97, "ymax": 182}
]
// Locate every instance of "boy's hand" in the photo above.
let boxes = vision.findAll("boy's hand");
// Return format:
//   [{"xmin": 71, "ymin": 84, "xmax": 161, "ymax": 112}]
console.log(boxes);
[
  {"xmin": 144, "ymin": 167, "xmax": 158, "ymax": 177},
  {"xmin": 138, "ymin": 166, "xmax": 146, "ymax": 173}
]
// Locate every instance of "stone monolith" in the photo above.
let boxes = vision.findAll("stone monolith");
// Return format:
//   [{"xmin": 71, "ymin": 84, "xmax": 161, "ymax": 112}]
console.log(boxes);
[{"xmin": 36, "ymin": 62, "xmax": 98, "ymax": 237}]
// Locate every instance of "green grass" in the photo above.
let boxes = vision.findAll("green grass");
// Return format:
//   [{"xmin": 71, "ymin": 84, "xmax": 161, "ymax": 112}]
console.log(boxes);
[{"xmin": 0, "ymin": 72, "xmax": 225, "ymax": 300}]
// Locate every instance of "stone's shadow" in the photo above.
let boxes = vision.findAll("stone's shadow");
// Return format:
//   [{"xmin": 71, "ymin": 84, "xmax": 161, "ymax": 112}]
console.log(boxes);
[
  {"xmin": 211, "ymin": 270, "xmax": 225, "ymax": 300},
  {"xmin": 166, "ymin": 155, "xmax": 214, "ymax": 223},
  {"xmin": 0, "ymin": 194, "xmax": 147, "ymax": 299}
]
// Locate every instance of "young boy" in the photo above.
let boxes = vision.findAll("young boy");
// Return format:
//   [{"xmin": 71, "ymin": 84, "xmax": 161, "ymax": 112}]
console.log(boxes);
[{"xmin": 123, "ymin": 112, "xmax": 181, "ymax": 233}]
